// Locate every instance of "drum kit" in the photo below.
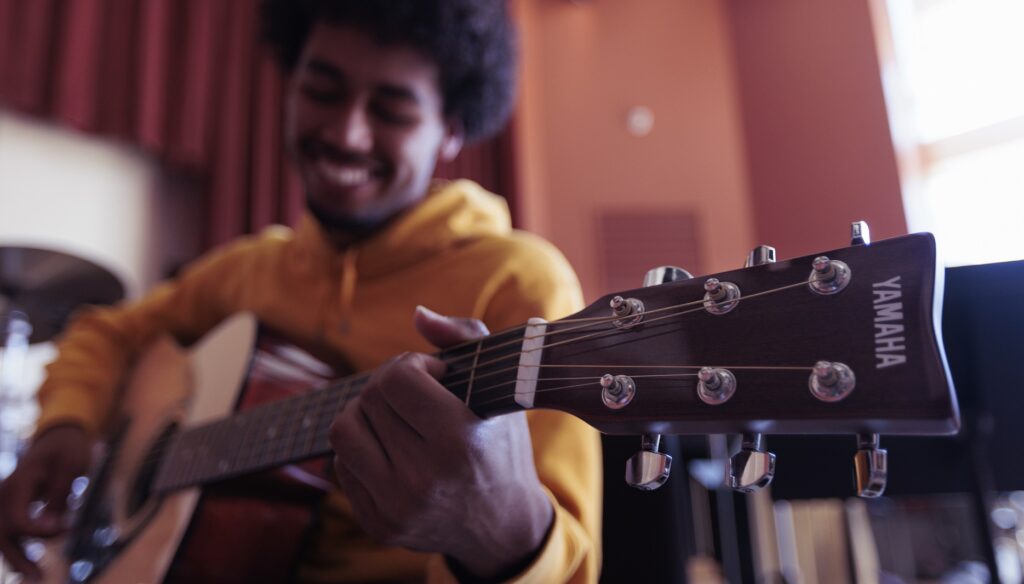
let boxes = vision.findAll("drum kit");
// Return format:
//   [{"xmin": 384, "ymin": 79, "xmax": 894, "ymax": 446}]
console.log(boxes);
[{"xmin": 0, "ymin": 246, "xmax": 125, "ymax": 478}]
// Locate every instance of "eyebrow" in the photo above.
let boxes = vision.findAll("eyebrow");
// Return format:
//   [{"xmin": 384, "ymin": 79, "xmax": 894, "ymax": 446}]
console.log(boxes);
[{"xmin": 305, "ymin": 57, "xmax": 422, "ymax": 105}]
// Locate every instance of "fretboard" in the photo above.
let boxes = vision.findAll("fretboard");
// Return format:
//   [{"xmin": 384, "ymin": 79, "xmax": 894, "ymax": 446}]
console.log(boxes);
[{"xmin": 152, "ymin": 327, "xmax": 528, "ymax": 494}]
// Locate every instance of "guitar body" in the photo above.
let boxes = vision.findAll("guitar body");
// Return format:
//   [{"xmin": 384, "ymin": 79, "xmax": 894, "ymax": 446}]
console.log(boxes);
[{"xmin": 41, "ymin": 314, "xmax": 334, "ymax": 584}]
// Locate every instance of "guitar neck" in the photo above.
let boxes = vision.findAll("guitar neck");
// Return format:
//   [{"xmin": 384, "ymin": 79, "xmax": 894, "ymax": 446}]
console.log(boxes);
[
  {"xmin": 151, "ymin": 232, "xmax": 959, "ymax": 492},
  {"xmin": 153, "ymin": 327, "xmax": 528, "ymax": 493}
]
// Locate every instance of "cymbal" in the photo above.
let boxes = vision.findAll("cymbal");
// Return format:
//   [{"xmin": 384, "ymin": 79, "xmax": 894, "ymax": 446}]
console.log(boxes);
[{"xmin": 0, "ymin": 246, "xmax": 125, "ymax": 343}]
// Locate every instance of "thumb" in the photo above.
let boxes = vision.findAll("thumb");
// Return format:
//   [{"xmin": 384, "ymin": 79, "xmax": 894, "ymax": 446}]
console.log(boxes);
[{"xmin": 414, "ymin": 305, "xmax": 489, "ymax": 349}]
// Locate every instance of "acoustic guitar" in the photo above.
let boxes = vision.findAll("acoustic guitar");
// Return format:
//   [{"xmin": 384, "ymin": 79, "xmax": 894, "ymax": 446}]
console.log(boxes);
[{"xmin": 34, "ymin": 232, "xmax": 958, "ymax": 583}]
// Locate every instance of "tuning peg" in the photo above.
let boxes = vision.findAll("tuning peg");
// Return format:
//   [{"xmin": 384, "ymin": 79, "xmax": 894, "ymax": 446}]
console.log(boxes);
[
  {"xmin": 728, "ymin": 433, "xmax": 776, "ymax": 492},
  {"xmin": 643, "ymin": 265, "xmax": 693, "ymax": 286},
  {"xmin": 745, "ymin": 245, "xmax": 777, "ymax": 267},
  {"xmin": 626, "ymin": 433, "xmax": 672, "ymax": 490},
  {"xmin": 853, "ymin": 433, "xmax": 887, "ymax": 498},
  {"xmin": 850, "ymin": 221, "xmax": 871, "ymax": 246},
  {"xmin": 619, "ymin": 266, "xmax": 687, "ymax": 491}
]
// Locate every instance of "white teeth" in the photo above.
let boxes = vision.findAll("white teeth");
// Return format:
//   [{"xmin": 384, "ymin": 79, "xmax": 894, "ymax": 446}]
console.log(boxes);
[
  {"xmin": 317, "ymin": 160, "xmax": 372, "ymax": 187},
  {"xmin": 336, "ymin": 168, "xmax": 369, "ymax": 186}
]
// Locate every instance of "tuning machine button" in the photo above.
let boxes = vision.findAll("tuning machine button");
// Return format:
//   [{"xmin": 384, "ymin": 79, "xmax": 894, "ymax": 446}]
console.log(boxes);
[
  {"xmin": 619, "ymin": 266, "xmax": 694, "ymax": 490},
  {"xmin": 853, "ymin": 433, "xmax": 887, "ymax": 498},
  {"xmin": 728, "ymin": 433, "xmax": 776, "ymax": 492},
  {"xmin": 745, "ymin": 245, "xmax": 777, "ymax": 267},
  {"xmin": 626, "ymin": 433, "xmax": 672, "ymax": 490},
  {"xmin": 851, "ymin": 221, "xmax": 871, "ymax": 246},
  {"xmin": 643, "ymin": 265, "xmax": 693, "ymax": 286},
  {"xmin": 808, "ymin": 255, "xmax": 851, "ymax": 295},
  {"xmin": 714, "ymin": 247, "xmax": 779, "ymax": 493}
]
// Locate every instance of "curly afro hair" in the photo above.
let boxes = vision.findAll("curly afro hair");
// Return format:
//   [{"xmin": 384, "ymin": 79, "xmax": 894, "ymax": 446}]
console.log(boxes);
[{"xmin": 262, "ymin": 0, "xmax": 518, "ymax": 143}]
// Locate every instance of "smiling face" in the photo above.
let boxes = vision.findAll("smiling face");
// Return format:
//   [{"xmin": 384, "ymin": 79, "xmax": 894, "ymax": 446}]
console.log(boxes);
[{"xmin": 285, "ymin": 23, "xmax": 463, "ymax": 232}]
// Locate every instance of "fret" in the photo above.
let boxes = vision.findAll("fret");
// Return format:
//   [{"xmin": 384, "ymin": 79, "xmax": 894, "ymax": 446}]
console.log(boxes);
[
  {"xmin": 228, "ymin": 414, "xmax": 247, "ymax": 476},
  {"xmin": 154, "ymin": 431, "xmax": 186, "ymax": 493},
  {"xmin": 236, "ymin": 405, "xmax": 258, "ymax": 476},
  {"xmin": 241, "ymin": 405, "xmax": 264, "ymax": 471},
  {"xmin": 439, "ymin": 327, "xmax": 526, "ymax": 417},
  {"xmin": 277, "ymin": 396, "xmax": 302, "ymax": 461},
  {"xmin": 279, "ymin": 394, "xmax": 301, "ymax": 464},
  {"xmin": 258, "ymin": 402, "xmax": 281, "ymax": 468},
  {"xmin": 211, "ymin": 411, "xmax": 230, "ymax": 478},
  {"xmin": 298, "ymin": 388, "xmax": 329, "ymax": 461},
  {"xmin": 193, "ymin": 427, "xmax": 212, "ymax": 486},
  {"xmin": 464, "ymin": 340, "xmax": 483, "ymax": 405},
  {"xmin": 312, "ymin": 383, "xmax": 347, "ymax": 456}
]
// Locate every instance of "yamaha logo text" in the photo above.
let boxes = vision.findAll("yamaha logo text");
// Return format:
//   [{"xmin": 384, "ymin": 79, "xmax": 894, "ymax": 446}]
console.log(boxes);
[{"xmin": 873, "ymin": 276, "xmax": 906, "ymax": 369}]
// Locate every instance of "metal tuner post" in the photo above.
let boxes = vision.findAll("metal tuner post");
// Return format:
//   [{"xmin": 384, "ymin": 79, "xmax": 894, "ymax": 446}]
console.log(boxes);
[
  {"xmin": 725, "ymin": 246, "xmax": 778, "ymax": 493},
  {"xmin": 623, "ymin": 265, "xmax": 692, "ymax": 491}
]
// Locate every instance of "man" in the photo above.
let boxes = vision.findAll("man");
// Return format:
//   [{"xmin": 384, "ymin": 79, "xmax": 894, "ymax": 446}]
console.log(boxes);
[{"xmin": 0, "ymin": 1, "xmax": 602, "ymax": 582}]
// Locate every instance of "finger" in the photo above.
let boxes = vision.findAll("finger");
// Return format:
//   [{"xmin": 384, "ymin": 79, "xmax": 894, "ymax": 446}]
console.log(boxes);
[
  {"xmin": 329, "ymin": 397, "xmax": 393, "ymax": 484},
  {"xmin": 0, "ymin": 535, "xmax": 41, "ymax": 581},
  {"xmin": 414, "ymin": 306, "xmax": 489, "ymax": 349},
  {"xmin": 371, "ymin": 353, "xmax": 476, "ymax": 438},
  {"xmin": 0, "ymin": 480, "xmax": 43, "ymax": 580},
  {"xmin": 41, "ymin": 463, "xmax": 79, "ymax": 523},
  {"xmin": 1, "ymin": 469, "xmax": 49, "ymax": 537},
  {"xmin": 331, "ymin": 453, "xmax": 391, "ymax": 542},
  {"xmin": 359, "ymin": 376, "xmax": 428, "ymax": 445}
]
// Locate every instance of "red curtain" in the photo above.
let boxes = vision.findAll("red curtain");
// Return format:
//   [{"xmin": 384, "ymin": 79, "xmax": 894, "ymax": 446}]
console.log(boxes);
[{"xmin": 0, "ymin": 0, "xmax": 517, "ymax": 250}]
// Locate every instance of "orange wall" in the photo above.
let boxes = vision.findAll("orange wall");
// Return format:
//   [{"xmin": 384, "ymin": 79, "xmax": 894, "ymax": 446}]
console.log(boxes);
[
  {"xmin": 514, "ymin": 0, "xmax": 756, "ymax": 301},
  {"xmin": 514, "ymin": 0, "xmax": 909, "ymax": 304},
  {"xmin": 725, "ymin": 0, "xmax": 907, "ymax": 257}
]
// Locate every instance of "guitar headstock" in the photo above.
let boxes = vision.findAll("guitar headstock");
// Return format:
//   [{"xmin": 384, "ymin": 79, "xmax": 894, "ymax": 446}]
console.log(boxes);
[{"xmin": 533, "ymin": 232, "xmax": 958, "ymax": 438}]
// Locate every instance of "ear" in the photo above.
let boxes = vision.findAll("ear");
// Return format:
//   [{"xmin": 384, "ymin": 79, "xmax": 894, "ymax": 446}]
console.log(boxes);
[{"xmin": 439, "ymin": 119, "xmax": 465, "ymax": 162}]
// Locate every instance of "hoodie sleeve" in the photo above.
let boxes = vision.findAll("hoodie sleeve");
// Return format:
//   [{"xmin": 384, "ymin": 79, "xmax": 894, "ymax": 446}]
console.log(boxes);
[
  {"xmin": 427, "ymin": 233, "xmax": 602, "ymax": 584},
  {"xmin": 34, "ymin": 241, "xmax": 254, "ymax": 439}
]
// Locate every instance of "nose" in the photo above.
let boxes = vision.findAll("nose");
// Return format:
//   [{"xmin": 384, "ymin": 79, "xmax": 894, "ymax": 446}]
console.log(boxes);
[{"xmin": 329, "ymin": 102, "xmax": 373, "ymax": 153}]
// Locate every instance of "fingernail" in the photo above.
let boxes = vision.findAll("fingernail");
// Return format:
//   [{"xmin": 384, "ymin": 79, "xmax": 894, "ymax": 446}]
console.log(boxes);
[
  {"xmin": 464, "ymin": 320, "xmax": 490, "ymax": 336},
  {"xmin": 415, "ymin": 305, "xmax": 442, "ymax": 320}
]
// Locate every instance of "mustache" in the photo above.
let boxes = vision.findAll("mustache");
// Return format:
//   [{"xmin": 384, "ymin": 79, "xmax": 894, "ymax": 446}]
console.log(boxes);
[{"xmin": 299, "ymin": 138, "xmax": 382, "ymax": 168}]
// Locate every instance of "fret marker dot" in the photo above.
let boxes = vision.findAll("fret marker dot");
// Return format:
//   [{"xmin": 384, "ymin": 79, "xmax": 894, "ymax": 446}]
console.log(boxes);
[{"xmin": 302, "ymin": 417, "xmax": 312, "ymax": 429}]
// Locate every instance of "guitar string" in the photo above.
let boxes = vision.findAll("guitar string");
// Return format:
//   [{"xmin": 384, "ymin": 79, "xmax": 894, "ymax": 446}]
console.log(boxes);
[
  {"xmin": 156, "ymin": 358, "xmax": 817, "ymax": 485},
  {"xmin": 151, "ymin": 364, "xmax": 806, "ymax": 485},
  {"xmin": 147, "ymin": 278, "xmax": 819, "ymax": 485},
  {"xmin": 149, "ymin": 359, "xmax": 812, "ymax": 485},
  {"xmin": 145, "ymin": 278, "xmax": 815, "ymax": 478},
  {"xmin": 434, "ymin": 277, "xmax": 821, "ymax": 371},
  {"xmin": 444, "ymin": 362, "xmax": 816, "ymax": 399},
  {"xmin": 469, "ymin": 368, "xmax": 818, "ymax": 409},
  {"xmin": 156, "ymin": 276, "xmax": 814, "ymax": 469},
  {"xmin": 441, "ymin": 279, "xmax": 813, "ymax": 390}
]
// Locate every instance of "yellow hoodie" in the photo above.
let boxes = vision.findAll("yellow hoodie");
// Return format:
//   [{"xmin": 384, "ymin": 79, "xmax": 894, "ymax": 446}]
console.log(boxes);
[{"xmin": 36, "ymin": 180, "xmax": 602, "ymax": 583}]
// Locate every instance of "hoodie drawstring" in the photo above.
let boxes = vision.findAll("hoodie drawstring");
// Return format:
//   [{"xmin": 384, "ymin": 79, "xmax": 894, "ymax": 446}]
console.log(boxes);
[{"xmin": 337, "ymin": 246, "xmax": 358, "ymax": 333}]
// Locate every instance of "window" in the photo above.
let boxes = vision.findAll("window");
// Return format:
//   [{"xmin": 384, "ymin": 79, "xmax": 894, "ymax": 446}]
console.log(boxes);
[{"xmin": 877, "ymin": 0, "xmax": 1024, "ymax": 266}]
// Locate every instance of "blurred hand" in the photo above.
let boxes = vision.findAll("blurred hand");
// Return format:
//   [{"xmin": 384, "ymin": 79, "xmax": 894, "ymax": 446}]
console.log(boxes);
[
  {"xmin": 0, "ymin": 424, "xmax": 91, "ymax": 580},
  {"xmin": 329, "ymin": 306, "xmax": 552, "ymax": 580}
]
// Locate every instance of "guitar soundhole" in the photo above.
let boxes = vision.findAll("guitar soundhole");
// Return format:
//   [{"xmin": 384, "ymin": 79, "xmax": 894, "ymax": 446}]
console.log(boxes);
[{"xmin": 128, "ymin": 423, "xmax": 178, "ymax": 516}]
